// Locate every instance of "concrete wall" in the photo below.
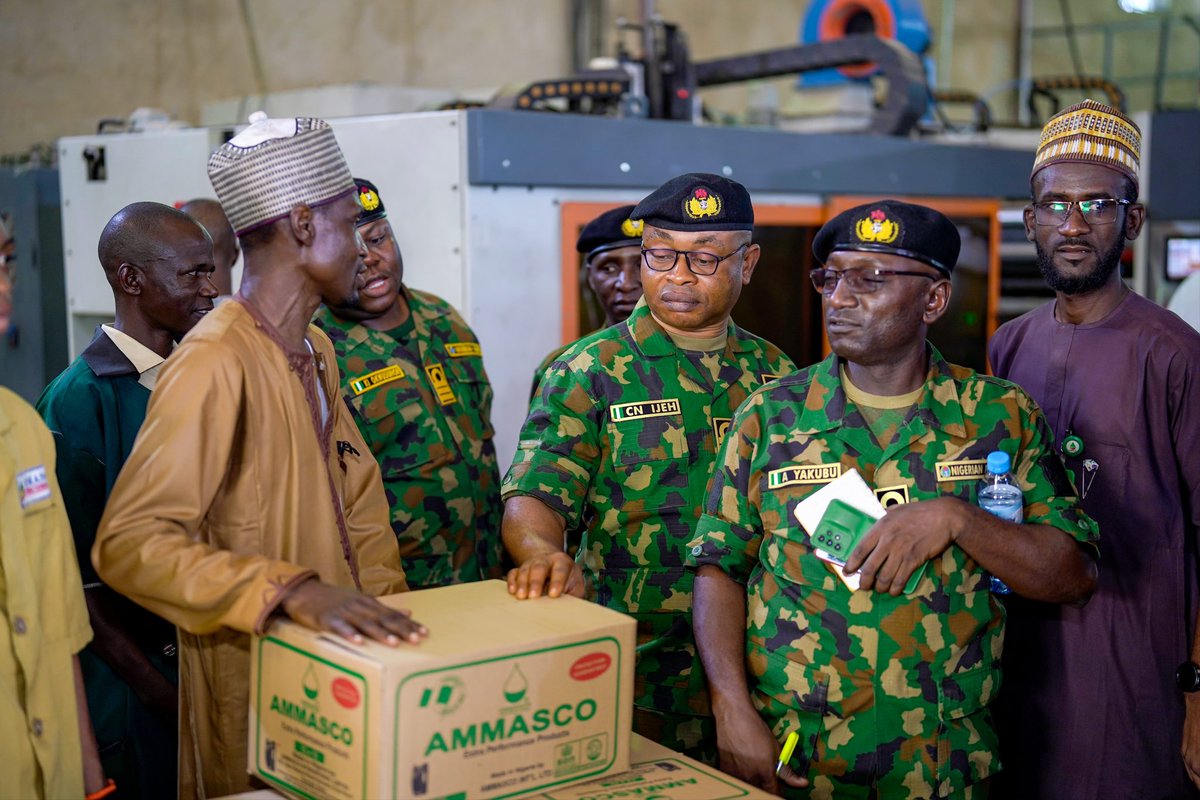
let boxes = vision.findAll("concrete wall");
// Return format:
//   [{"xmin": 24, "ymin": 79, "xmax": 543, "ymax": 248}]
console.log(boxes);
[
  {"xmin": 1, "ymin": 0, "xmax": 1197, "ymax": 155},
  {"xmin": 0, "ymin": 0, "xmax": 573, "ymax": 154}
]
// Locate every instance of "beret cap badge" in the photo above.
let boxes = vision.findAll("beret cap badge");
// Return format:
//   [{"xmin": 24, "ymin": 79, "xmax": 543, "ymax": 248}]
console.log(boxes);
[
  {"xmin": 359, "ymin": 186, "xmax": 381, "ymax": 212},
  {"xmin": 684, "ymin": 187, "xmax": 722, "ymax": 220},
  {"xmin": 351, "ymin": 177, "xmax": 387, "ymax": 226},
  {"xmin": 620, "ymin": 217, "xmax": 643, "ymax": 238},
  {"xmin": 854, "ymin": 209, "xmax": 901, "ymax": 244}
]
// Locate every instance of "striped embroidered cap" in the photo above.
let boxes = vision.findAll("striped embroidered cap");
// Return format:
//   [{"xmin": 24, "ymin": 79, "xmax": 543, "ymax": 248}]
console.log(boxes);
[
  {"xmin": 207, "ymin": 112, "xmax": 356, "ymax": 236},
  {"xmin": 1032, "ymin": 99, "xmax": 1141, "ymax": 188}
]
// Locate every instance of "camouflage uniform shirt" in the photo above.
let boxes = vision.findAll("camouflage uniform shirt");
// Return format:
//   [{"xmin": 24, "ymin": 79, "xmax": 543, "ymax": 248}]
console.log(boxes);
[
  {"xmin": 530, "ymin": 341, "xmax": 571, "ymax": 400},
  {"xmin": 503, "ymin": 298, "xmax": 795, "ymax": 746},
  {"xmin": 686, "ymin": 346, "xmax": 1097, "ymax": 799},
  {"xmin": 314, "ymin": 288, "xmax": 502, "ymax": 588}
]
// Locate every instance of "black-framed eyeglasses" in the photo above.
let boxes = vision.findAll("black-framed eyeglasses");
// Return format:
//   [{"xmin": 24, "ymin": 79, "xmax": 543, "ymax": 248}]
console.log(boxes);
[
  {"xmin": 641, "ymin": 243, "xmax": 749, "ymax": 276},
  {"xmin": 809, "ymin": 267, "xmax": 938, "ymax": 295},
  {"xmin": 1031, "ymin": 198, "xmax": 1131, "ymax": 226}
]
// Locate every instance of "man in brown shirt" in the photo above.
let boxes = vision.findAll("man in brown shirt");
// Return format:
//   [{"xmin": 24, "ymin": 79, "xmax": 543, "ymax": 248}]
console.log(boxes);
[{"xmin": 95, "ymin": 114, "xmax": 425, "ymax": 797}]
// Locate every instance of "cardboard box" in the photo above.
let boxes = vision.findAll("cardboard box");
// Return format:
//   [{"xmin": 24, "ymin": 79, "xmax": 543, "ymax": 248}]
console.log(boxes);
[
  {"xmin": 219, "ymin": 736, "xmax": 774, "ymax": 800},
  {"xmin": 249, "ymin": 580, "xmax": 635, "ymax": 800},
  {"xmin": 520, "ymin": 734, "xmax": 776, "ymax": 800}
]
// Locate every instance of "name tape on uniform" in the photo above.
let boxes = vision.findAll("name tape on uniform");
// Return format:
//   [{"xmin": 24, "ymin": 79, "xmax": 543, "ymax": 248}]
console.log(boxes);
[
  {"xmin": 349, "ymin": 365, "xmax": 406, "ymax": 396},
  {"xmin": 712, "ymin": 417, "xmax": 731, "ymax": 447},
  {"xmin": 424, "ymin": 363, "xmax": 458, "ymax": 406},
  {"xmin": 767, "ymin": 463, "xmax": 842, "ymax": 489},
  {"xmin": 610, "ymin": 398, "xmax": 681, "ymax": 423},
  {"xmin": 936, "ymin": 459, "xmax": 988, "ymax": 482},
  {"xmin": 444, "ymin": 342, "xmax": 482, "ymax": 358}
]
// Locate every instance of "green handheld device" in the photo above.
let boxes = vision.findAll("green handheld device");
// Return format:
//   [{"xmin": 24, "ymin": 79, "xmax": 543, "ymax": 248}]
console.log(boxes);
[{"xmin": 811, "ymin": 499, "xmax": 927, "ymax": 594}]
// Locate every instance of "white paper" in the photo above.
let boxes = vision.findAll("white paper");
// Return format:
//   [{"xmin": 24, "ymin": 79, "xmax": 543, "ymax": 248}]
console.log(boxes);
[{"xmin": 793, "ymin": 468, "xmax": 886, "ymax": 533}]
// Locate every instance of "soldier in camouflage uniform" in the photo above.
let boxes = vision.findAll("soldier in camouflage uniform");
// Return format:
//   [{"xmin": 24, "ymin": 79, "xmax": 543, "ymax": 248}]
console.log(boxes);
[
  {"xmin": 530, "ymin": 204, "xmax": 644, "ymax": 399},
  {"xmin": 687, "ymin": 200, "xmax": 1099, "ymax": 799},
  {"xmin": 531, "ymin": 205, "xmax": 646, "ymax": 557},
  {"xmin": 314, "ymin": 178, "xmax": 502, "ymax": 588},
  {"xmin": 503, "ymin": 174, "xmax": 795, "ymax": 760}
]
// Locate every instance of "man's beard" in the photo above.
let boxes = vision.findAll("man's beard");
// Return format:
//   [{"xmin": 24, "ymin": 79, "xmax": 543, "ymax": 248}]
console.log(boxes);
[{"xmin": 1036, "ymin": 231, "xmax": 1126, "ymax": 295}]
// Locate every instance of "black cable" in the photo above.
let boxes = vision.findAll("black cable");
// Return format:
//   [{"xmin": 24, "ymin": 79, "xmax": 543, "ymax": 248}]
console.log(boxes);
[
  {"xmin": 927, "ymin": 86, "xmax": 959, "ymax": 133},
  {"xmin": 1057, "ymin": 0, "xmax": 1086, "ymax": 80}
]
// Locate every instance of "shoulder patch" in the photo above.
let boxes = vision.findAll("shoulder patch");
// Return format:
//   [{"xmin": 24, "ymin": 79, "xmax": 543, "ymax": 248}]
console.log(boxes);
[
  {"xmin": 445, "ymin": 342, "xmax": 482, "ymax": 358},
  {"xmin": 349, "ymin": 365, "xmax": 405, "ymax": 396},
  {"xmin": 17, "ymin": 465, "xmax": 52, "ymax": 508}
]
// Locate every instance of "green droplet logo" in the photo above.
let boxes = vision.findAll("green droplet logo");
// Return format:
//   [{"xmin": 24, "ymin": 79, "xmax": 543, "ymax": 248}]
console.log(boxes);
[
  {"xmin": 503, "ymin": 664, "xmax": 528, "ymax": 704},
  {"xmin": 302, "ymin": 663, "xmax": 319, "ymax": 701}
]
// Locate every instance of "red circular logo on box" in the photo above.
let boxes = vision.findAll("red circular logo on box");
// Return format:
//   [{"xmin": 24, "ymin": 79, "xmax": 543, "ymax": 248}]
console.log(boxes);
[
  {"xmin": 332, "ymin": 678, "xmax": 360, "ymax": 709},
  {"xmin": 570, "ymin": 652, "xmax": 611, "ymax": 681}
]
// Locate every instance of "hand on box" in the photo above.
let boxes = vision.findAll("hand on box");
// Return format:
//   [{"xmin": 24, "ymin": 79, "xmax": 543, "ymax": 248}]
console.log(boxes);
[
  {"xmin": 713, "ymin": 701, "xmax": 808, "ymax": 794},
  {"xmin": 842, "ymin": 497, "xmax": 961, "ymax": 595},
  {"xmin": 280, "ymin": 579, "xmax": 427, "ymax": 645},
  {"xmin": 506, "ymin": 551, "xmax": 585, "ymax": 600}
]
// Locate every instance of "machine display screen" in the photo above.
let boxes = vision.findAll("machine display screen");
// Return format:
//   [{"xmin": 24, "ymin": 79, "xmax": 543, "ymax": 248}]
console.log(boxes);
[{"xmin": 1166, "ymin": 237, "xmax": 1200, "ymax": 280}]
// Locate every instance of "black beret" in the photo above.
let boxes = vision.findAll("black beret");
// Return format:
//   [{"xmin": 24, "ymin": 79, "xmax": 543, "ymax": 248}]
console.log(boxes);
[
  {"xmin": 577, "ymin": 205, "xmax": 642, "ymax": 258},
  {"xmin": 631, "ymin": 173, "xmax": 754, "ymax": 232},
  {"xmin": 812, "ymin": 199, "xmax": 960, "ymax": 275},
  {"xmin": 354, "ymin": 177, "xmax": 386, "ymax": 226}
]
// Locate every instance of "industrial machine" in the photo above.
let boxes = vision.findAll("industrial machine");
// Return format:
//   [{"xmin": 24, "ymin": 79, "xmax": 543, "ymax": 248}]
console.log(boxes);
[
  {"xmin": 495, "ymin": 1, "xmax": 929, "ymax": 136},
  {"xmin": 795, "ymin": 0, "xmax": 931, "ymax": 88},
  {"xmin": 0, "ymin": 168, "xmax": 67, "ymax": 402},
  {"xmin": 3, "ymin": 1, "xmax": 1196, "ymax": 466},
  {"xmin": 45, "ymin": 110, "xmax": 1028, "ymax": 466}
]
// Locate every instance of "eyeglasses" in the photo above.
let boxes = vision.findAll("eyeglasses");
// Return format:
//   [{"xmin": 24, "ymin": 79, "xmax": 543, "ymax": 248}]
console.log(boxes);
[
  {"xmin": 809, "ymin": 267, "xmax": 938, "ymax": 295},
  {"xmin": 641, "ymin": 243, "xmax": 749, "ymax": 276},
  {"xmin": 1031, "ymin": 198, "xmax": 1131, "ymax": 226}
]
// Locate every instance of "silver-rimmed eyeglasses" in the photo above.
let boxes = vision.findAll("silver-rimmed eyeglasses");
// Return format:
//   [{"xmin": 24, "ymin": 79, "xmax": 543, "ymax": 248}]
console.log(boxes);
[{"xmin": 1031, "ymin": 198, "xmax": 1131, "ymax": 226}]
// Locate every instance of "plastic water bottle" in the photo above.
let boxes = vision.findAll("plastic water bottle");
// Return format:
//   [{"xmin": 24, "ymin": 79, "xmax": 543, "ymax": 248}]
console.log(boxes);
[{"xmin": 977, "ymin": 451, "xmax": 1023, "ymax": 595}]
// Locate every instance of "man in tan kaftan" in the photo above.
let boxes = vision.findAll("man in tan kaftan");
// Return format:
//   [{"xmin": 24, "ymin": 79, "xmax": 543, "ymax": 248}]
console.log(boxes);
[{"xmin": 94, "ymin": 113, "xmax": 424, "ymax": 797}]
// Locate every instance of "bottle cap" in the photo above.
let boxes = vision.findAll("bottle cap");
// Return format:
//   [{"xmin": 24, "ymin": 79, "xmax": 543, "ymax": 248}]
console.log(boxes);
[{"xmin": 986, "ymin": 451, "xmax": 1011, "ymax": 475}]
